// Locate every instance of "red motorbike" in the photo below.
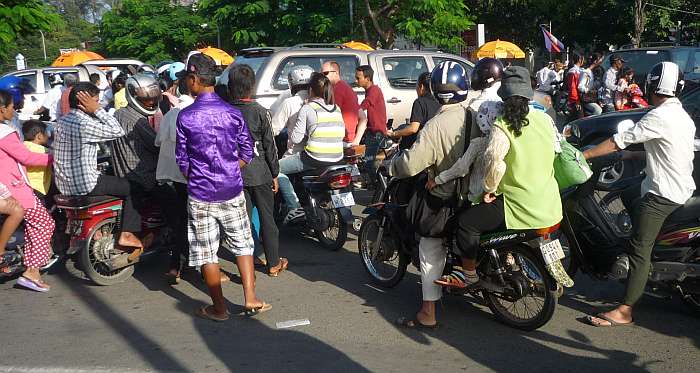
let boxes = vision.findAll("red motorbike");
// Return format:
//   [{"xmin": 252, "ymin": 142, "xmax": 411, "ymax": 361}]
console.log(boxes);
[{"xmin": 54, "ymin": 194, "xmax": 168, "ymax": 285}]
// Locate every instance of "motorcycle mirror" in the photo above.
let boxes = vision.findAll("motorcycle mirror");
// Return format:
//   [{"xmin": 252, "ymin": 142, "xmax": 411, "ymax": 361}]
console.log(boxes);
[{"xmin": 616, "ymin": 119, "xmax": 635, "ymax": 134}]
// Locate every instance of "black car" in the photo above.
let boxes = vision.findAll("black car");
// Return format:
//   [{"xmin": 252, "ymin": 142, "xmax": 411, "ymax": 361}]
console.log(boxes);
[
  {"xmin": 565, "ymin": 85, "xmax": 700, "ymax": 189},
  {"xmin": 602, "ymin": 45, "xmax": 700, "ymax": 86}
]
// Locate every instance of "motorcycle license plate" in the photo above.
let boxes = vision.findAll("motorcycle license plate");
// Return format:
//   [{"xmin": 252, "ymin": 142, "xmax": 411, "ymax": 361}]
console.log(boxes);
[
  {"xmin": 539, "ymin": 239, "xmax": 565, "ymax": 265},
  {"xmin": 331, "ymin": 192, "xmax": 355, "ymax": 208}
]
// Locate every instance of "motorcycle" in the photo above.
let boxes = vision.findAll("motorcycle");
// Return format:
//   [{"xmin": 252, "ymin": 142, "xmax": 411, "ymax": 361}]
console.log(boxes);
[
  {"xmin": 358, "ymin": 164, "xmax": 573, "ymax": 331},
  {"xmin": 559, "ymin": 153, "xmax": 700, "ymax": 312},
  {"xmin": 276, "ymin": 164, "xmax": 356, "ymax": 251},
  {"xmin": 53, "ymin": 193, "xmax": 170, "ymax": 286}
]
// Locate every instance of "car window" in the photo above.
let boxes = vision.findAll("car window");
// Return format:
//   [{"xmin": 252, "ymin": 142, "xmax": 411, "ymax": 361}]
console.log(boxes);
[
  {"xmin": 42, "ymin": 70, "xmax": 78, "ymax": 93},
  {"xmin": 671, "ymin": 49, "xmax": 691, "ymax": 72},
  {"xmin": 382, "ymin": 56, "xmax": 429, "ymax": 89},
  {"xmin": 433, "ymin": 57, "xmax": 471, "ymax": 75},
  {"xmin": 232, "ymin": 55, "xmax": 270, "ymax": 77},
  {"xmin": 272, "ymin": 55, "xmax": 360, "ymax": 90},
  {"xmin": 14, "ymin": 72, "xmax": 37, "ymax": 94},
  {"xmin": 681, "ymin": 87, "xmax": 700, "ymax": 128},
  {"xmin": 692, "ymin": 51, "xmax": 700, "ymax": 74}
]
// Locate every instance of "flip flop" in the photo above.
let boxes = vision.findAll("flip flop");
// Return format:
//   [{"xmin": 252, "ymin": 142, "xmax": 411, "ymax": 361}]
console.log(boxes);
[
  {"xmin": 244, "ymin": 302, "xmax": 272, "ymax": 316},
  {"xmin": 585, "ymin": 313, "xmax": 635, "ymax": 327},
  {"xmin": 16, "ymin": 276, "xmax": 50, "ymax": 293},
  {"xmin": 395, "ymin": 316, "xmax": 439, "ymax": 330},
  {"xmin": 195, "ymin": 305, "xmax": 229, "ymax": 322},
  {"xmin": 268, "ymin": 258, "xmax": 289, "ymax": 277}
]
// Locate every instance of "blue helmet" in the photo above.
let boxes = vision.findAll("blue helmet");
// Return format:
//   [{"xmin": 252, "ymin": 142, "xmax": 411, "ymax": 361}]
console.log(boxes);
[
  {"xmin": 0, "ymin": 76, "xmax": 27, "ymax": 107},
  {"xmin": 430, "ymin": 61, "xmax": 470, "ymax": 104}
]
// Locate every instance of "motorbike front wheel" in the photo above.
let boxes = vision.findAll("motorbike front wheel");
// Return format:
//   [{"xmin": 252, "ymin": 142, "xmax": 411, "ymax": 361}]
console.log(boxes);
[
  {"xmin": 80, "ymin": 218, "xmax": 134, "ymax": 286},
  {"xmin": 359, "ymin": 214, "xmax": 409, "ymax": 288},
  {"xmin": 316, "ymin": 208, "xmax": 348, "ymax": 251},
  {"xmin": 483, "ymin": 244, "xmax": 558, "ymax": 331}
]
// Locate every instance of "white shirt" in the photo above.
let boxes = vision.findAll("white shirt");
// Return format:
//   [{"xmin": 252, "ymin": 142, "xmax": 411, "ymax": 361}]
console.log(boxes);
[
  {"xmin": 601, "ymin": 67, "xmax": 622, "ymax": 105},
  {"xmin": 271, "ymin": 90, "xmax": 308, "ymax": 141},
  {"xmin": 155, "ymin": 97, "xmax": 194, "ymax": 184},
  {"xmin": 613, "ymin": 97, "xmax": 696, "ymax": 204},
  {"xmin": 536, "ymin": 67, "xmax": 559, "ymax": 92},
  {"xmin": 42, "ymin": 85, "xmax": 63, "ymax": 121}
]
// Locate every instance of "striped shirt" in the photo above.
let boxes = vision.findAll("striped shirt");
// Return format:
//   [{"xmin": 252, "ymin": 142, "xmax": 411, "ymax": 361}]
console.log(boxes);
[{"xmin": 290, "ymin": 99, "xmax": 345, "ymax": 163}]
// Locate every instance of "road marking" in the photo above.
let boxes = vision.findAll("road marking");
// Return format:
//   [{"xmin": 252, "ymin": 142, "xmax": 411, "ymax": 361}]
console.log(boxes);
[
  {"xmin": 0, "ymin": 367, "xmax": 177, "ymax": 373},
  {"xmin": 364, "ymin": 283, "xmax": 386, "ymax": 293},
  {"xmin": 276, "ymin": 318, "xmax": 311, "ymax": 329}
]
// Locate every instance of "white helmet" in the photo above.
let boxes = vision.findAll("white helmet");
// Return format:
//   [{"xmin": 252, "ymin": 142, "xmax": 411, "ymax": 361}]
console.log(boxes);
[
  {"xmin": 125, "ymin": 73, "xmax": 162, "ymax": 116},
  {"xmin": 48, "ymin": 73, "xmax": 63, "ymax": 86},
  {"xmin": 287, "ymin": 65, "xmax": 314, "ymax": 89},
  {"xmin": 645, "ymin": 61, "xmax": 684, "ymax": 98}
]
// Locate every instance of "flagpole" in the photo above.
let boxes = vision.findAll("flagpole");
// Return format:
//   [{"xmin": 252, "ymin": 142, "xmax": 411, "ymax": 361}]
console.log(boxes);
[{"xmin": 549, "ymin": 21, "xmax": 553, "ymax": 62}]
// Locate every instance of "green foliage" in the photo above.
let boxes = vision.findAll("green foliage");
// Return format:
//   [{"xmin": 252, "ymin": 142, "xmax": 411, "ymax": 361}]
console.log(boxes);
[
  {"xmin": 99, "ymin": 0, "xmax": 214, "ymax": 64},
  {"xmin": 394, "ymin": 0, "xmax": 475, "ymax": 50},
  {"xmin": 0, "ymin": 0, "xmax": 62, "ymax": 59}
]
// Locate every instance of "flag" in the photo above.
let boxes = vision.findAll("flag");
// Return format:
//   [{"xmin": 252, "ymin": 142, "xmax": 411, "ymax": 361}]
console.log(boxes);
[{"xmin": 541, "ymin": 26, "xmax": 565, "ymax": 53}]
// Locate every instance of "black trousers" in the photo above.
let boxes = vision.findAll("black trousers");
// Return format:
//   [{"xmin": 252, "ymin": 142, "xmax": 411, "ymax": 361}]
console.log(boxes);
[
  {"xmin": 244, "ymin": 184, "xmax": 280, "ymax": 268},
  {"xmin": 157, "ymin": 182, "xmax": 189, "ymax": 270},
  {"xmin": 455, "ymin": 197, "xmax": 506, "ymax": 260},
  {"xmin": 88, "ymin": 175, "xmax": 142, "ymax": 233}
]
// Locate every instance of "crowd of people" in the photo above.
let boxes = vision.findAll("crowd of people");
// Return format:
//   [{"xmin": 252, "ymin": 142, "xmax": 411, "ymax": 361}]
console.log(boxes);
[
  {"xmin": 0, "ymin": 49, "xmax": 695, "ymax": 330},
  {"xmin": 534, "ymin": 52, "xmax": 649, "ymax": 120}
]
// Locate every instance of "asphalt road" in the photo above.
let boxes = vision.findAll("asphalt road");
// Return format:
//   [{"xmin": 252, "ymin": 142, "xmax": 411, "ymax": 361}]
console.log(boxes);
[{"xmin": 1, "ymin": 195, "xmax": 699, "ymax": 373}]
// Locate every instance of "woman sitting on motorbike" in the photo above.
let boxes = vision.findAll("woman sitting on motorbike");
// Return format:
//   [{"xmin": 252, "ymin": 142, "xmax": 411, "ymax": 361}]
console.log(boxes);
[
  {"xmin": 277, "ymin": 72, "xmax": 346, "ymax": 223},
  {"xmin": 0, "ymin": 90, "xmax": 55, "ymax": 291},
  {"xmin": 0, "ymin": 181, "xmax": 24, "ymax": 274},
  {"xmin": 435, "ymin": 67, "xmax": 562, "ymax": 288}
]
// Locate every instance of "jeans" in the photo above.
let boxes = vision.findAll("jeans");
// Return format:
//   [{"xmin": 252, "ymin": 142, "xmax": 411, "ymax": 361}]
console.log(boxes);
[
  {"xmin": 278, "ymin": 153, "xmax": 310, "ymax": 210},
  {"xmin": 364, "ymin": 131, "xmax": 386, "ymax": 183}
]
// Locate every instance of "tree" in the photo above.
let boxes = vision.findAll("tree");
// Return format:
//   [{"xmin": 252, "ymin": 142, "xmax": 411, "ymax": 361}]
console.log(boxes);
[
  {"xmin": 99, "ymin": 0, "xmax": 214, "ymax": 64},
  {"xmin": 0, "ymin": 0, "xmax": 62, "ymax": 59},
  {"xmin": 362, "ymin": 0, "xmax": 474, "ymax": 50}
]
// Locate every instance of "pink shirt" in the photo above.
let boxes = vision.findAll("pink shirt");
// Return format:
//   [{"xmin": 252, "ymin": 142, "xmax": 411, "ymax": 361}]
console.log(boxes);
[{"xmin": 0, "ymin": 129, "xmax": 52, "ymax": 209}]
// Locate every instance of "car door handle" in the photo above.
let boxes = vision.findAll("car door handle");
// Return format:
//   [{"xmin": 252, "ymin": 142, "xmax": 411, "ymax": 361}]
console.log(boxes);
[{"xmin": 387, "ymin": 97, "xmax": 401, "ymax": 104}]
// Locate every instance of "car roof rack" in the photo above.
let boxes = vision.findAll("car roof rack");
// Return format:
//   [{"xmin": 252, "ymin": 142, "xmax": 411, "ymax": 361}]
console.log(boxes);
[
  {"xmin": 290, "ymin": 43, "xmax": 347, "ymax": 49},
  {"xmin": 618, "ymin": 42, "xmax": 696, "ymax": 50},
  {"xmin": 237, "ymin": 47, "xmax": 280, "ymax": 56}
]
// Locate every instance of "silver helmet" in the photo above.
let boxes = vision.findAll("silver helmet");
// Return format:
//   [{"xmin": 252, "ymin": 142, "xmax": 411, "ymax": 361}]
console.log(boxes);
[
  {"xmin": 287, "ymin": 65, "xmax": 314, "ymax": 89},
  {"xmin": 125, "ymin": 73, "xmax": 162, "ymax": 116}
]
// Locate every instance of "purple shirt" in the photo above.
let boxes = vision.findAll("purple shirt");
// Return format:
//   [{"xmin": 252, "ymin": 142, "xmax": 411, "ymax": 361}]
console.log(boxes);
[{"xmin": 175, "ymin": 92, "xmax": 253, "ymax": 202}]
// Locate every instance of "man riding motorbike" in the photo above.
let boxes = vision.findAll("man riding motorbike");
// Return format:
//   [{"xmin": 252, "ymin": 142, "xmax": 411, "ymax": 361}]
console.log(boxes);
[
  {"xmin": 389, "ymin": 61, "xmax": 471, "ymax": 329},
  {"xmin": 582, "ymin": 62, "xmax": 694, "ymax": 327},
  {"xmin": 277, "ymin": 72, "xmax": 346, "ymax": 223}
]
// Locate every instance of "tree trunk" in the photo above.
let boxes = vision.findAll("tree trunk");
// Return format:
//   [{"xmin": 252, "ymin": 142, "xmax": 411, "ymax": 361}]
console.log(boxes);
[
  {"xmin": 363, "ymin": 0, "xmax": 396, "ymax": 49},
  {"xmin": 632, "ymin": 0, "xmax": 646, "ymax": 47}
]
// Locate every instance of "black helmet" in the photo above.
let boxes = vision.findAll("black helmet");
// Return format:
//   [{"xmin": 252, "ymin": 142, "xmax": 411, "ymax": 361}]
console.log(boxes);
[
  {"xmin": 470, "ymin": 58, "xmax": 504, "ymax": 91},
  {"xmin": 430, "ymin": 61, "xmax": 470, "ymax": 104},
  {"xmin": 645, "ymin": 61, "xmax": 684, "ymax": 99}
]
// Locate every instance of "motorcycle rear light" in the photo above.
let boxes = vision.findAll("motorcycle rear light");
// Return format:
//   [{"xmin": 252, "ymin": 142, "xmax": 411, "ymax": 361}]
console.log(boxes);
[
  {"xmin": 535, "ymin": 223, "xmax": 561, "ymax": 239},
  {"xmin": 328, "ymin": 173, "xmax": 352, "ymax": 189}
]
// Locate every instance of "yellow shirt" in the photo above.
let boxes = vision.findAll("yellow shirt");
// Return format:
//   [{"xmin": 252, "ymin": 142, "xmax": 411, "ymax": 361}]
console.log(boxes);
[
  {"xmin": 114, "ymin": 88, "xmax": 127, "ymax": 110},
  {"xmin": 23, "ymin": 141, "xmax": 52, "ymax": 195}
]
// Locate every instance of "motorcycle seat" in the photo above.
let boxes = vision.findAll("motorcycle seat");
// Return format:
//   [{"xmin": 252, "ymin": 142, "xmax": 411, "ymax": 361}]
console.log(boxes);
[
  {"xmin": 54, "ymin": 195, "xmax": 121, "ymax": 209},
  {"xmin": 665, "ymin": 196, "xmax": 700, "ymax": 224}
]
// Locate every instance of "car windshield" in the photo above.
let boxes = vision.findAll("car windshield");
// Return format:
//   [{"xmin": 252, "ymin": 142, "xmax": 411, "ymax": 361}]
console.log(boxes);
[
  {"xmin": 619, "ymin": 50, "xmax": 669, "ymax": 76},
  {"xmin": 232, "ymin": 55, "xmax": 270, "ymax": 77}
]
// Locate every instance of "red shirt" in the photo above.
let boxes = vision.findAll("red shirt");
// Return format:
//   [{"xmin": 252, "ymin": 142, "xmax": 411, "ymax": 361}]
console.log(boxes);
[
  {"xmin": 360, "ymin": 84, "xmax": 387, "ymax": 135},
  {"xmin": 566, "ymin": 67, "xmax": 581, "ymax": 104},
  {"xmin": 333, "ymin": 80, "xmax": 360, "ymax": 142}
]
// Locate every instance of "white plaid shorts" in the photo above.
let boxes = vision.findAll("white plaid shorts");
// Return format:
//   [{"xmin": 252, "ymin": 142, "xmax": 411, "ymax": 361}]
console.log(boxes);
[{"xmin": 187, "ymin": 192, "xmax": 255, "ymax": 267}]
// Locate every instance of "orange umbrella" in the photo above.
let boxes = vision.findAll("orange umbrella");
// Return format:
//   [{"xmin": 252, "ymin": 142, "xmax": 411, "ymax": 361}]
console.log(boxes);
[
  {"xmin": 197, "ymin": 47, "xmax": 234, "ymax": 66},
  {"xmin": 52, "ymin": 50, "xmax": 104, "ymax": 67},
  {"xmin": 476, "ymin": 39, "xmax": 525, "ymax": 59},
  {"xmin": 343, "ymin": 41, "xmax": 374, "ymax": 51}
]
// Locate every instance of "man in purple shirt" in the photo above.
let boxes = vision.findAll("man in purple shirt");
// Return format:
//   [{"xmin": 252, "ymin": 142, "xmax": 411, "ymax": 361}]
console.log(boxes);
[{"xmin": 176, "ymin": 53, "xmax": 271, "ymax": 321}]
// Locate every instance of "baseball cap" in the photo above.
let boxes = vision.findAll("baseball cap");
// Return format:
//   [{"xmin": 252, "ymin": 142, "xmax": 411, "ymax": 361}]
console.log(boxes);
[
  {"xmin": 610, "ymin": 54, "xmax": 625, "ymax": 63},
  {"xmin": 176, "ymin": 52, "xmax": 218, "ymax": 79}
]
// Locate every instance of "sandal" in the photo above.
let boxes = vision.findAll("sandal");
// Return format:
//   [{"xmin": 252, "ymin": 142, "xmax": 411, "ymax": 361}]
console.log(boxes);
[
  {"xmin": 585, "ymin": 313, "xmax": 635, "ymax": 327},
  {"xmin": 395, "ymin": 316, "xmax": 438, "ymax": 330},
  {"xmin": 195, "ymin": 305, "xmax": 229, "ymax": 322},
  {"xmin": 165, "ymin": 269, "xmax": 180, "ymax": 285},
  {"xmin": 268, "ymin": 258, "xmax": 289, "ymax": 277},
  {"xmin": 16, "ymin": 276, "xmax": 50, "ymax": 293},
  {"xmin": 244, "ymin": 302, "xmax": 272, "ymax": 316},
  {"xmin": 434, "ymin": 267, "xmax": 477, "ymax": 289}
]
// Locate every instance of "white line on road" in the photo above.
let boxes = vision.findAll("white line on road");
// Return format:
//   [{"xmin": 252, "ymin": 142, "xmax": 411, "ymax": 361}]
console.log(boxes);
[
  {"xmin": 364, "ymin": 283, "xmax": 386, "ymax": 293},
  {"xmin": 0, "ymin": 366, "xmax": 179, "ymax": 373},
  {"xmin": 276, "ymin": 318, "xmax": 311, "ymax": 329}
]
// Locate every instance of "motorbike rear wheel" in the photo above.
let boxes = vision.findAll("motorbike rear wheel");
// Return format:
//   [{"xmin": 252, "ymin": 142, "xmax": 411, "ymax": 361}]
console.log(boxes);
[
  {"xmin": 359, "ymin": 214, "xmax": 409, "ymax": 288},
  {"xmin": 316, "ymin": 208, "xmax": 347, "ymax": 251},
  {"xmin": 80, "ymin": 218, "xmax": 134, "ymax": 286},
  {"xmin": 483, "ymin": 244, "xmax": 558, "ymax": 331}
]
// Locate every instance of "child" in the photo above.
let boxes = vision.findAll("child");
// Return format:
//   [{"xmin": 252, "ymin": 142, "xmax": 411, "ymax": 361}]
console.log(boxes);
[
  {"xmin": 22, "ymin": 120, "xmax": 53, "ymax": 207},
  {"xmin": 0, "ymin": 182, "xmax": 24, "ymax": 273}
]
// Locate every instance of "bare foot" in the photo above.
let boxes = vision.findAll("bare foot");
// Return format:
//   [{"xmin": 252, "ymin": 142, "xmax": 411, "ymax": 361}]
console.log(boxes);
[
  {"xmin": 118, "ymin": 232, "xmax": 143, "ymax": 248},
  {"xmin": 588, "ymin": 307, "xmax": 633, "ymax": 326},
  {"xmin": 415, "ymin": 310, "xmax": 437, "ymax": 327}
]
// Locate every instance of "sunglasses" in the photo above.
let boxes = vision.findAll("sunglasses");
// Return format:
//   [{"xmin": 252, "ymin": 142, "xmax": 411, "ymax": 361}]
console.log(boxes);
[{"xmin": 322, "ymin": 70, "xmax": 336, "ymax": 76}]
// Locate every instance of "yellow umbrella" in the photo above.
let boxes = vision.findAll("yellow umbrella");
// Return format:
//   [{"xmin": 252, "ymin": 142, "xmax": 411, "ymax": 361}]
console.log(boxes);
[
  {"xmin": 198, "ymin": 47, "xmax": 234, "ymax": 66},
  {"xmin": 343, "ymin": 41, "xmax": 374, "ymax": 51},
  {"xmin": 51, "ymin": 50, "xmax": 104, "ymax": 67},
  {"xmin": 476, "ymin": 39, "xmax": 525, "ymax": 59}
]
